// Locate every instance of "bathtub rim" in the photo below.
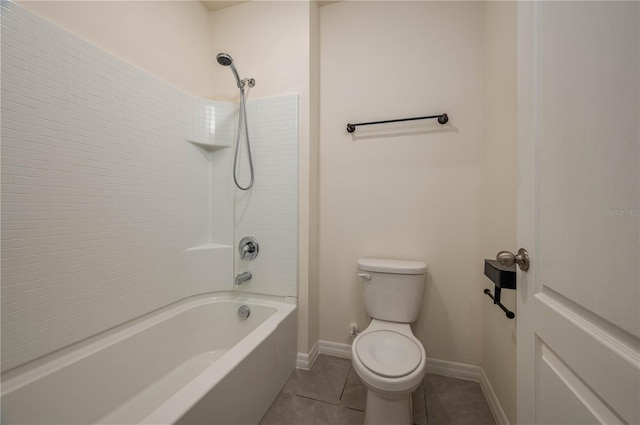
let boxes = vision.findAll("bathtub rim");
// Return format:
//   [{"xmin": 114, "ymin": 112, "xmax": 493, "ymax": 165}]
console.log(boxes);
[{"xmin": 1, "ymin": 291, "xmax": 297, "ymax": 399}]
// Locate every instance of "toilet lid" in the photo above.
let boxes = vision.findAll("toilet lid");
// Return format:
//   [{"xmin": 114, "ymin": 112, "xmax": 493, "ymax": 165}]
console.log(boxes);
[{"xmin": 355, "ymin": 330, "xmax": 422, "ymax": 378}]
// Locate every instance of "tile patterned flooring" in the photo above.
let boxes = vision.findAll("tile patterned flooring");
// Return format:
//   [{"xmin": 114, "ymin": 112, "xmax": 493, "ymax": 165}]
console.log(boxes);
[{"xmin": 259, "ymin": 355, "xmax": 496, "ymax": 425}]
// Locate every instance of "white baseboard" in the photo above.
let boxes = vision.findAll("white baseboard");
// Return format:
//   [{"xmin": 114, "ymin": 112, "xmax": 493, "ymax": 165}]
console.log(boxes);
[
  {"xmin": 296, "ymin": 340, "xmax": 319, "ymax": 370},
  {"xmin": 318, "ymin": 339, "xmax": 352, "ymax": 359},
  {"xmin": 424, "ymin": 357, "xmax": 509, "ymax": 425},
  {"xmin": 296, "ymin": 340, "xmax": 349, "ymax": 369},
  {"xmin": 424, "ymin": 357, "xmax": 482, "ymax": 382},
  {"xmin": 297, "ymin": 341, "xmax": 509, "ymax": 425},
  {"xmin": 479, "ymin": 367, "xmax": 510, "ymax": 425}
]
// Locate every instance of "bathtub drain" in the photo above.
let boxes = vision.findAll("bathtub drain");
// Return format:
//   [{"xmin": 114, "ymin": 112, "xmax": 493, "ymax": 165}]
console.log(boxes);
[{"xmin": 238, "ymin": 305, "xmax": 250, "ymax": 320}]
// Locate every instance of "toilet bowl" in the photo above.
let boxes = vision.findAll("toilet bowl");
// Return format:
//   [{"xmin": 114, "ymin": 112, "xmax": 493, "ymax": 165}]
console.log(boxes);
[
  {"xmin": 352, "ymin": 258, "xmax": 427, "ymax": 425},
  {"xmin": 352, "ymin": 320, "xmax": 426, "ymax": 425}
]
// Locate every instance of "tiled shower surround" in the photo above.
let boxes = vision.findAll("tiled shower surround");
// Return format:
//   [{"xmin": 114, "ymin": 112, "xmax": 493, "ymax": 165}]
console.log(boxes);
[
  {"xmin": 235, "ymin": 95, "xmax": 298, "ymax": 298},
  {"xmin": 0, "ymin": 1, "xmax": 298, "ymax": 372}
]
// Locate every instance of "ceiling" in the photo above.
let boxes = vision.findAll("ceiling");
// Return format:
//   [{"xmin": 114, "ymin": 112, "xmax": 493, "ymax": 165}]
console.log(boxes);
[{"xmin": 200, "ymin": 1, "xmax": 341, "ymax": 12}]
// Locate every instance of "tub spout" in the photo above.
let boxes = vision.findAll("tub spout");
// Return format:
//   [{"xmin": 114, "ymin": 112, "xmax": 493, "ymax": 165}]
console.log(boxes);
[{"xmin": 235, "ymin": 271, "xmax": 252, "ymax": 286}]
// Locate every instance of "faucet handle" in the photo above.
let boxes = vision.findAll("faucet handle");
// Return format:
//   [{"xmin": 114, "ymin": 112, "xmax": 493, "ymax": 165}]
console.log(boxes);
[
  {"xmin": 240, "ymin": 243, "xmax": 253, "ymax": 259},
  {"xmin": 239, "ymin": 236, "xmax": 259, "ymax": 261}
]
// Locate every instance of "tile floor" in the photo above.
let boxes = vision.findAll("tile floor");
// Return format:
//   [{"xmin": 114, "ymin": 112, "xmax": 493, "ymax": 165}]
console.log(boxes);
[{"xmin": 259, "ymin": 355, "xmax": 496, "ymax": 425}]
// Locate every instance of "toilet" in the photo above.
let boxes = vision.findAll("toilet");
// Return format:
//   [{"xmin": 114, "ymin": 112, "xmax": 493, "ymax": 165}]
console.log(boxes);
[{"xmin": 351, "ymin": 258, "xmax": 427, "ymax": 425}]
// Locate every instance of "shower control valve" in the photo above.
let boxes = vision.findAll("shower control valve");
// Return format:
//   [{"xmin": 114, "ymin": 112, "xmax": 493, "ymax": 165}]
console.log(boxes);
[{"xmin": 239, "ymin": 236, "xmax": 259, "ymax": 260}]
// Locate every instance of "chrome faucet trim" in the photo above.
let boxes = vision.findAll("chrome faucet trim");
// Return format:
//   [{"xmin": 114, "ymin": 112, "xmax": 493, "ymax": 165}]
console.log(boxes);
[
  {"xmin": 235, "ymin": 271, "xmax": 252, "ymax": 286},
  {"xmin": 240, "ymin": 244, "xmax": 252, "ymax": 260},
  {"xmin": 238, "ymin": 236, "xmax": 259, "ymax": 261}
]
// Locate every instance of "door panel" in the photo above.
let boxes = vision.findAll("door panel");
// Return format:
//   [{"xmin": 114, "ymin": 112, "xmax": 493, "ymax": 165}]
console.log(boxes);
[
  {"xmin": 538, "ymin": 1, "xmax": 640, "ymax": 336},
  {"xmin": 517, "ymin": 2, "xmax": 640, "ymax": 424},
  {"xmin": 539, "ymin": 341, "xmax": 616, "ymax": 425},
  {"xmin": 536, "ymin": 291, "xmax": 639, "ymax": 422}
]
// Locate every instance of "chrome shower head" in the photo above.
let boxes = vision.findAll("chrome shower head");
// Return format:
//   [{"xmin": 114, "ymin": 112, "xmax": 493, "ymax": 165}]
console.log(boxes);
[
  {"xmin": 217, "ymin": 52, "xmax": 244, "ymax": 88},
  {"xmin": 216, "ymin": 53, "xmax": 233, "ymax": 66}
]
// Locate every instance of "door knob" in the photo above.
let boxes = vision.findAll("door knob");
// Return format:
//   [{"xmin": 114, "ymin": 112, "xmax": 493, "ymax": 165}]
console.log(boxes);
[{"xmin": 496, "ymin": 248, "xmax": 530, "ymax": 271}]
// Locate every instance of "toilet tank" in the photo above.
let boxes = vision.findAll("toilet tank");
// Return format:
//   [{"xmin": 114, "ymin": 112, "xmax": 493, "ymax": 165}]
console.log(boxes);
[{"xmin": 357, "ymin": 258, "xmax": 426, "ymax": 323}]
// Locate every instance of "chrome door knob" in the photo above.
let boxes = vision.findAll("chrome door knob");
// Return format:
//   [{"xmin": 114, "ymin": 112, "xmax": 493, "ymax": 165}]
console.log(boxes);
[{"xmin": 497, "ymin": 248, "xmax": 530, "ymax": 271}]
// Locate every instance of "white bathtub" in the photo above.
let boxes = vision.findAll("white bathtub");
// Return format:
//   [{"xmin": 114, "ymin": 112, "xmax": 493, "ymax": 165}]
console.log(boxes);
[{"xmin": 0, "ymin": 293, "xmax": 297, "ymax": 425}]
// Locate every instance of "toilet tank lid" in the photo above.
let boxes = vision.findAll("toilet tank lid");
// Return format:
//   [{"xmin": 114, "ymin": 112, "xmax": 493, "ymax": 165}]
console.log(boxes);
[{"xmin": 358, "ymin": 258, "xmax": 427, "ymax": 275}]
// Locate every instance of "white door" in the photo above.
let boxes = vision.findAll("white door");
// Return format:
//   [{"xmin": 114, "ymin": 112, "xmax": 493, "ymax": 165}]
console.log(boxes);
[{"xmin": 517, "ymin": 2, "xmax": 640, "ymax": 424}]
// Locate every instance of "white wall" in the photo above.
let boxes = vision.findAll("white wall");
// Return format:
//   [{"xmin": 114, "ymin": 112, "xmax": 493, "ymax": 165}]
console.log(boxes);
[
  {"xmin": 12, "ymin": 0, "xmax": 320, "ymax": 356},
  {"xmin": 480, "ymin": 2, "xmax": 517, "ymax": 423},
  {"xmin": 0, "ymin": 2, "xmax": 233, "ymax": 371},
  {"xmin": 234, "ymin": 95, "xmax": 299, "ymax": 297},
  {"xmin": 17, "ymin": 0, "xmax": 214, "ymax": 98},
  {"xmin": 210, "ymin": 1, "xmax": 319, "ymax": 352},
  {"xmin": 319, "ymin": 1, "xmax": 485, "ymax": 366}
]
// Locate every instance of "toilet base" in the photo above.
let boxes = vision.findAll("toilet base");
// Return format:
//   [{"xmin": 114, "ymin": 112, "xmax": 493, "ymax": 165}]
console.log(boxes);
[{"xmin": 363, "ymin": 389, "xmax": 413, "ymax": 425}]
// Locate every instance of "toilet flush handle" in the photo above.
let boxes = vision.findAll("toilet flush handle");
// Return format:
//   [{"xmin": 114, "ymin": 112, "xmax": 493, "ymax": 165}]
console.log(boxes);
[{"xmin": 357, "ymin": 273, "xmax": 371, "ymax": 280}]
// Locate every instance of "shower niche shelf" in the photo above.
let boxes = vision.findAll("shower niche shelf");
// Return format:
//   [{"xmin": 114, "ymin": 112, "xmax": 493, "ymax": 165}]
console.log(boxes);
[
  {"xmin": 187, "ymin": 140, "xmax": 232, "ymax": 151},
  {"xmin": 187, "ymin": 140, "xmax": 232, "ymax": 150}
]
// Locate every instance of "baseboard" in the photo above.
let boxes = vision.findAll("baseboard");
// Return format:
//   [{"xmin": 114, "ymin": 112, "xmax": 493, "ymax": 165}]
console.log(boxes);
[
  {"xmin": 296, "ymin": 340, "xmax": 319, "ymax": 370},
  {"xmin": 318, "ymin": 339, "xmax": 352, "ymax": 359},
  {"xmin": 297, "ymin": 340, "xmax": 350, "ymax": 369},
  {"xmin": 424, "ymin": 357, "xmax": 483, "ymax": 382},
  {"xmin": 423, "ymin": 357, "xmax": 510, "ymax": 425},
  {"xmin": 479, "ymin": 367, "xmax": 510, "ymax": 425},
  {"xmin": 297, "ymin": 341, "xmax": 510, "ymax": 425}
]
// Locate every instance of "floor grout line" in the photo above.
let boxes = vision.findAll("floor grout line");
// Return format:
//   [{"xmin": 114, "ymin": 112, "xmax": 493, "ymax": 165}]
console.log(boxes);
[
  {"xmin": 337, "ymin": 366, "xmax": 351, "ymax": 402},
  {"xmin": 295, "ymin": 393, "xmax": 341, "ymax": 406},
  {"xmin": 423, "ymin": 376, "xmax": 429, "ymax": 422}
]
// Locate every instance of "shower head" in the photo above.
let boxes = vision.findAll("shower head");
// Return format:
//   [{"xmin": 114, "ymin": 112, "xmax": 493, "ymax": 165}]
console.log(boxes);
[
  {"xmin": 216, "ymin": 53, "xmax": 233, "ymax": 66},
  {"xmin": 216, "ymin": 52, "xmax": 244, "ymax": 88}
]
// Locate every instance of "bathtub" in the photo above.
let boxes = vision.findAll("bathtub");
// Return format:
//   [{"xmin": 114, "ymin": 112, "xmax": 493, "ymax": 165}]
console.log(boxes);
[{"xmin": 0, "ymin": 293, "xmax": 297, "ymax": 424}]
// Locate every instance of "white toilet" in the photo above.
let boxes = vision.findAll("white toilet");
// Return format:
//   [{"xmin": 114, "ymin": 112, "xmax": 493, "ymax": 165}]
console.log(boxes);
[{"xmin": 352, "ymin": 258, "xmax": 427, "ymax": 425}]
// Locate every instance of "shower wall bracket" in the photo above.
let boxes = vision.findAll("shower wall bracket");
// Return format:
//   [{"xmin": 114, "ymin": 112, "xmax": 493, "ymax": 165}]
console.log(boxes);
[{"xmin": 346, "ymin": 113, "xmax": 448, "ymax": 133}]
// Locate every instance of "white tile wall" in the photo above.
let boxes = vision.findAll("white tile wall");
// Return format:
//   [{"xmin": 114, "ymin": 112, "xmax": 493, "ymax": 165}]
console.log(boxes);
[
  {"xmin": 234, "ymin": 95, "xmax": 298, "ymax": 297},
  {"xmin": 0, "ymin": 2, "xmax": 235, "ymax": 371}
]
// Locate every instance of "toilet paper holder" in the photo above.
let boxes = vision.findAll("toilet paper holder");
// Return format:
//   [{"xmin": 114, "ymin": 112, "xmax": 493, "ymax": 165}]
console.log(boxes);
[{"xmin": 483, "ymin": 259, "xmax": 516, "ymax": 319}]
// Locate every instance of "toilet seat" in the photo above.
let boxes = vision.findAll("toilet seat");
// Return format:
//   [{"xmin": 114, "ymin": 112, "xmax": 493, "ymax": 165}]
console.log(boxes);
[{"xmin": 355, "ymin": 330, "xmax": 422, "ymax": 378}]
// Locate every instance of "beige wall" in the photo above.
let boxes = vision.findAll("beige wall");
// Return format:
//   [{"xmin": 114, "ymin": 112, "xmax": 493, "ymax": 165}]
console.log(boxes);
[
  {"xmin": 319, "ymin": 1, "xmax": 485, "ymax": 366},
  {"xmin": 18, "ymin": 1, "xmax": 214, "ymax": 98},
  {"xmin": 308, "ymin": 0, "xmax": 321, "ymax": 354},
  {"xmin": 481, "ymin": 2, "xmax": 517, "ymax": 423},
  {"xmin": 210, "ymin": 1, "xmax": 319, "ymax": 353}
]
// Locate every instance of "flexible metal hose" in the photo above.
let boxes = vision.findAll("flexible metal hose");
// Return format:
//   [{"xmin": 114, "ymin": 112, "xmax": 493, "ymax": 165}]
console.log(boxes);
[{"xmin": 233, "ymin": 87, "xmax": 254, "ymax": 191}]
